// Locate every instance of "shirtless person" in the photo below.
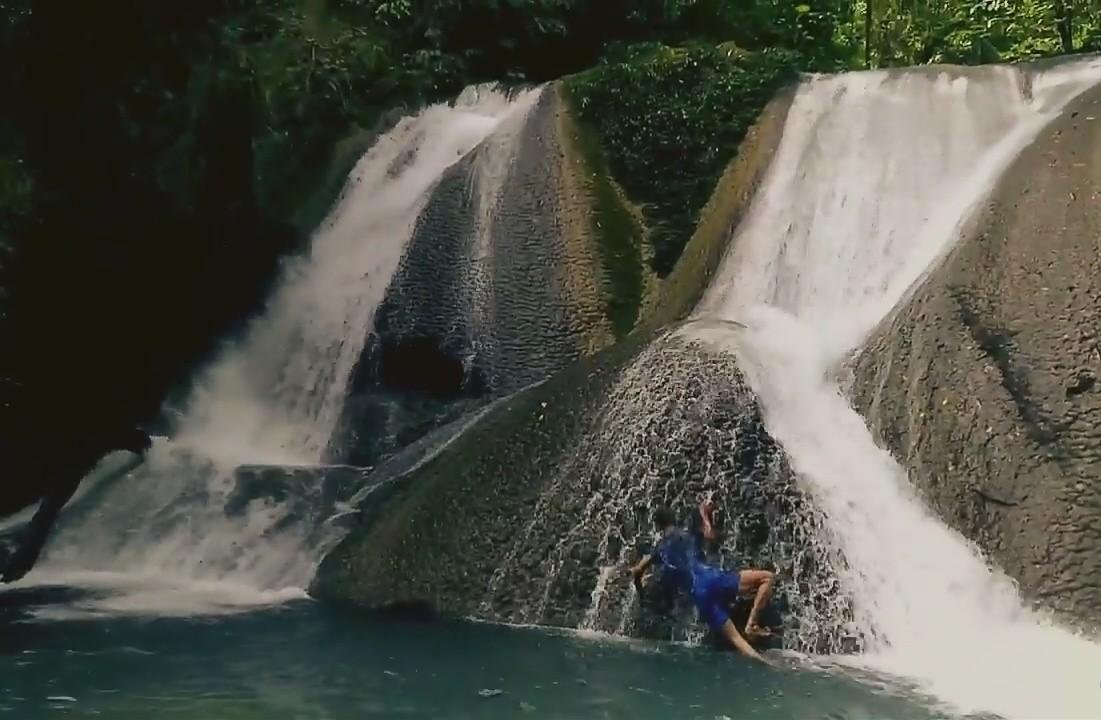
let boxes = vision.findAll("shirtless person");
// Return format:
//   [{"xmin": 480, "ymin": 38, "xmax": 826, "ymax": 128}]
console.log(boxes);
[{"xmin": 629, "ymin": 499, "xmax": 775, "ymax": 662}]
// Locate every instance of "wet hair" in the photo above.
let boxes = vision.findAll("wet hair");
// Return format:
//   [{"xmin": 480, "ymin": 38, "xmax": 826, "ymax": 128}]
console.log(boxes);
[{"xmin": 652, "ymin": 506, "xmax": 676, "ymax": 529}]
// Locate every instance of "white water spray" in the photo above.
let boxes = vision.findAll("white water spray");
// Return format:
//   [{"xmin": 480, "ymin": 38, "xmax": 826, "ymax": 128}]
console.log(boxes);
[
  {"xmin": 694, "ymin": 61, "xmax": 1101, "ymax": 718},
  {"xmin": 29, "ymin": 86, "xmax": 543, "ymax": 613}
]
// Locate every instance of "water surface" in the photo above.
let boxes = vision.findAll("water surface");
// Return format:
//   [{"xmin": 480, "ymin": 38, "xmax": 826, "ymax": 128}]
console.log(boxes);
[{"xmin": 1, "ymin": 584, "xmax": 955, "ymax": 719}]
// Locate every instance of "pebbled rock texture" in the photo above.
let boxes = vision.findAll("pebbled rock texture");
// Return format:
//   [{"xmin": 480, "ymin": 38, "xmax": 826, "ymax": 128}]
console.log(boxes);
[
  {"xmin": 368, "ymin": 86, "xmax": 611, "ymax": 391},
  {"xmin": 329, "ymin": 83, "xmax": 795, "ymax": 468},
  {"xmin": 331, "ymin": 84, "xmax": 623, "ymax": 466}
]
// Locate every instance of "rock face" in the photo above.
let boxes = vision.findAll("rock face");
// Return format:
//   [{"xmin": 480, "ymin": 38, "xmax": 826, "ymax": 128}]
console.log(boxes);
[
  {"xmin": 330, "ymin": 84, "xmax": 630, "ymax": 466},
  {"xmin": 328, "ymin": 83, "xmax": 795, "ymax": 468},
  {"xmin": 851, "ymin": 84, "xmax": 1101, "ymax": 626},
  {"xmin": 313, "ymin": 89, "xmax": 862, "ymax": 653},
  {"xmin": 313, "ymin": 332, "xmax": 853, "ymax": 653},
  {"xmin": 371, "ymin": 86, "xmax": 616, "ymax": 394}
]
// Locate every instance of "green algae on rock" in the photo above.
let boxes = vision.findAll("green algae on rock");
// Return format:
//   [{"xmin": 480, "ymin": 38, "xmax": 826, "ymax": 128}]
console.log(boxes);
[{"xmin": 565, "ymin": 44, "xmax": 799, "ymax": 276}]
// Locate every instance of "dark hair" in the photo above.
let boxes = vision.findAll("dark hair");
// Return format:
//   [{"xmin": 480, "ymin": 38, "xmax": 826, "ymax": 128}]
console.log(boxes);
[{"xmin": 652, "ymin": 506, "xmax": 676, "ymax": 529}]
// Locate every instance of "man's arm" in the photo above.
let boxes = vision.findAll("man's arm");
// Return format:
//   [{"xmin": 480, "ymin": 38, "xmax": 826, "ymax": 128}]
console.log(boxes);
[
  {"xmin": 628, "ymin": 554, "xmax": 653, "ymax": 591},
  {"xmin": 629, "ymin": 554, "xmax": 653, "ymax": 576},
  {"xmin": 698, "ymin": 498, "xmax": 717, "ymax": 542},
  {"xmin": 634, "ymin": 554, "xmax": 647, "ymax": 585}
]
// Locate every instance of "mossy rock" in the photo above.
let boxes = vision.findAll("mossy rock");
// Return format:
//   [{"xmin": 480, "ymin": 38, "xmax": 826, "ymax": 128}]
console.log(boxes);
[{"xmin": 565, "ymin": 43, "xmax": 800, "ymax": 276}]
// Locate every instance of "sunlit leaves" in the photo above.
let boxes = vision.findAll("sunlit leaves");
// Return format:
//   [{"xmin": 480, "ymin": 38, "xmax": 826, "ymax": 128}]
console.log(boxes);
[
  {"xmin": 374, "ymin": 0, "xmax": 412, "ymax": 24},
  {"xmin": 840, "ymin": 0, "xmax": 1098, "ymax": 67},
  {"xmin": 568, "ymin": 45, "xmax": 799, "ymax": 275}
]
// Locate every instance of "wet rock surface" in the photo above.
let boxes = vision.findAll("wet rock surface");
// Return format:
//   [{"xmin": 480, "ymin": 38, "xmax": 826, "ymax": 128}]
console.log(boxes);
[
  {"xmin": 330, "ymin": 86, "xmax": 616, "ymax": 466},
  {"xmin": 852, "ymin": 84, "xmax": 1101, "ymax": 626},
  {"xmin": 310, "ymin": 88, "xmax": 836, "ymax": 647},
  {"xmin": 327, "ymin": 84, "xmax": 796, "ymax": 469},
  {"xmin": 315, "ymin": 333, "xmax": 854, "ymax": 653}
]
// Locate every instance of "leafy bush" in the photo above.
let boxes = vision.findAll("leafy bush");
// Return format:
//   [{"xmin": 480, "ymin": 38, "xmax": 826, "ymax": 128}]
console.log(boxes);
[
  {"xmin": 0, "ymin": 0, "xmax": 1097, "ymax": 464},
  {"xmin": 568, "ymin": 45, "xmax": 799, "ymax": 276},
  {"xmin": 839, "ymin": 0, "xmax": 1101, "ymax": 68}
]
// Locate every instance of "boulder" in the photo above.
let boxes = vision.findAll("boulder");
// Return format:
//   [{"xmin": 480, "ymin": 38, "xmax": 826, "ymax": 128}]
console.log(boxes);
[{"xmin": 851, "ymin": 84, "xmax": 1101, "ymax": 626}]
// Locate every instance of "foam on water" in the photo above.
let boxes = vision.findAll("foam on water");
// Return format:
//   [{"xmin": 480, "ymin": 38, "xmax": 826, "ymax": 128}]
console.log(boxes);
[
  {"xmin": 14, "ymin": 570, "xmax": 308, "ymax": 620},
  {"xmin": 694, "ymin": 59, "xmax": 1101, "ymax": 719}
]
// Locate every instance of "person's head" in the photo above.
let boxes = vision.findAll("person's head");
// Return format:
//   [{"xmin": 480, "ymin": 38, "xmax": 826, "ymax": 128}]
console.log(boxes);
[{"xmin": 652, "ymin": 506, "xmax": 676, "ymax": 532}]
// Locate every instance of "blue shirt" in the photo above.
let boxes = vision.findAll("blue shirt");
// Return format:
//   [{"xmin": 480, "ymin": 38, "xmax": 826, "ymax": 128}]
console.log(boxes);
[{"xmin": 649, "ymin": 529, "xmax": 707, "ymax": 593}]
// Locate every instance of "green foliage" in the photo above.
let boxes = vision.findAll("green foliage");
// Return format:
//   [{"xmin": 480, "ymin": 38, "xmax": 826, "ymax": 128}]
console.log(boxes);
[
  {"xmin": 0, "ymin": 154, "xmax": 31, "ymax": 227},
  {"xmin": 1, "ymin": 0, "xmax": 1097, "ymax": 463},
  {"xmin": 568, "ymin": 45, "xmax": 800, "ymax": 276},
  {"xmin": 837, "ymin": 0, "xmax": 1101, "ymax": 68}
]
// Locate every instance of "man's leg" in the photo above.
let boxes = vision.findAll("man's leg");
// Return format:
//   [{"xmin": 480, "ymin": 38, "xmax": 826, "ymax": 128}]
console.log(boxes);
[
  {"xmin": 738, "ymin": 569, "xmax": 775, "ymax": 638},
  {"xmin": 718, "ymin": 618, "xmax": 765, "ymax": 661},
  {"xmin": 696, "ymin": 587, "xmax": 765, "ymax": 662}
]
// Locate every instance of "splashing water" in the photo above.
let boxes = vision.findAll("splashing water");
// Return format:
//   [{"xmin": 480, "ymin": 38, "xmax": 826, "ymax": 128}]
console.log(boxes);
[
  {"xmin": 483, "ymin": 334, "xmax": 850, "ymax": 653},
  {"xmin": 694, "ymin": 61, "xmax": 1101, "ymax": 718},
  {"xmin": 28, "ymin": 86, "xmax": 543, "ymax": 613}
]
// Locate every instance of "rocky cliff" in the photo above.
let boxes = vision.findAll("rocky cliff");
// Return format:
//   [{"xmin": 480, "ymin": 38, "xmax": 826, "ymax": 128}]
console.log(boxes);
[
  {"xmin": 329, "ymin": 83, "xmax": 648, "ymax": 465},
  {"xmin": 329, "ymin": 80, "xmax": 795, "ymax": 467}
]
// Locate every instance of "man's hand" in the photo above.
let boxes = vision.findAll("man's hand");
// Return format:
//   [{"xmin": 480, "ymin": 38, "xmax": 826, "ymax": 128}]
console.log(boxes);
[
  {"xmin": 698, "ymin": 495, "xmax": 717, "ymax": 541},
  {"xmin": 627, "ymin": 555, "xmax": 651, "ymax": 592}
]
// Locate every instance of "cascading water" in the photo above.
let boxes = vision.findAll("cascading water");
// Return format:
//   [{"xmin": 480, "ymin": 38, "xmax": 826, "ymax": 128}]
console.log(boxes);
[
  {"xmin": 367, "ymin": 85, "xmax": 588, "ymax": 402},
  {"xmin": 175, "ymin": 84, "xmax": 540, "ymax": 468},
  {"xmin": 26, "ymin": 85, "xmax": 543, "ymax": 614},
  {"xmin": 693, "ymin": 61, "xmax": 1101, "ymax": 718},
  {"xmin": 482, "ymin": 334, "xmax": 853, "ymax": 652}
]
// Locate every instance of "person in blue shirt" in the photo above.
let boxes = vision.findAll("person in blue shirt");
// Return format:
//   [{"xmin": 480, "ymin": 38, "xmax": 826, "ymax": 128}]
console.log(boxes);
[{"xmin": 628, "ymin": 498, "xmax": 775, "ymax": 663}]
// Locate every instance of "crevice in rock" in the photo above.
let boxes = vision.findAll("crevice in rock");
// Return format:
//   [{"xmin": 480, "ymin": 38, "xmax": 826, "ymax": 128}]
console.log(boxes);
[
  {"xmin": 377, "ymin": 335, "xmax": 486, "ymax": 400},
  {"xmin": 950, "ymin": 287, "xmax": 1066, "ymax": 455},
  {"xmin": 1065, "ymin": 372, "xmax": 1096, "ymax": 398},
  {"xmin": 971, "ymin": 485, "xmax": 1021, "ymax": 507}
]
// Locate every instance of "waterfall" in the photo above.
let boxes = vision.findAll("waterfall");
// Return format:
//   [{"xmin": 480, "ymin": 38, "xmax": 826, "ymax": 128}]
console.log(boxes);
[
  {"xmin": 28, "ymin": 85, "xmax": 543, "ymax": 614},
  {"xmin": 511, "ymin": 335, "xmax": 851, "ymax": 651},
  {"xmin": 174, "ymin": 84, "xmax": 540, "ymax": 468},
  {"xmin": 694, "ymin": 60, "xmax": 1101, "ymax": 718}
]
